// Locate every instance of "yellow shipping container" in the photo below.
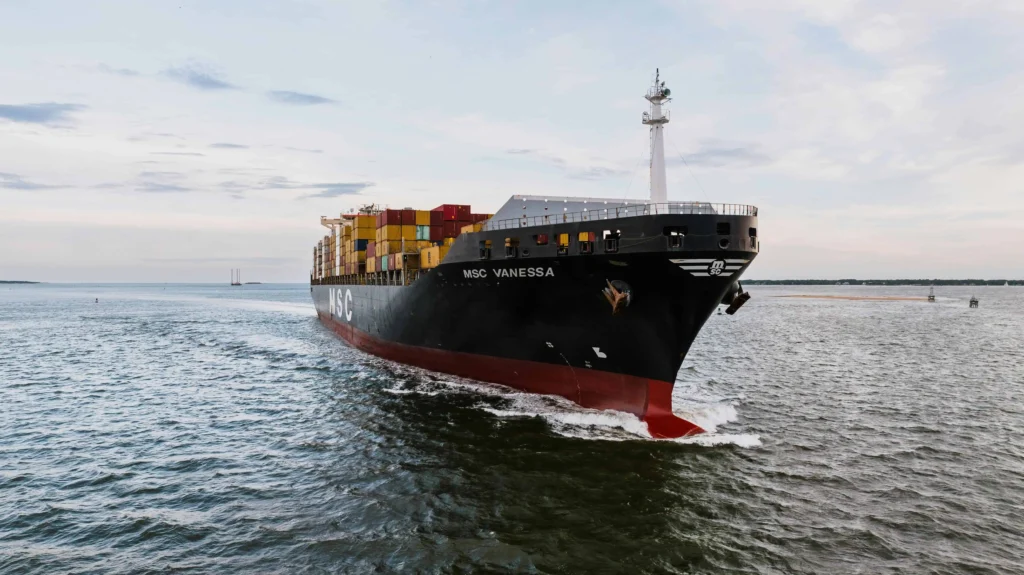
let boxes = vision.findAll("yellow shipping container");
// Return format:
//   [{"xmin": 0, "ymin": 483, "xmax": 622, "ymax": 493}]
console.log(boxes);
[
  {"xmin": 415, "ymin": 240, "xmax": 433, "ymax": 250},
  {"xmin": 415, "ymin": 210, "xmax": 431, "ymax": 226},
  {"xmin": 355, "ymin": 214, "xmax": 375, "ymax": 229},
  {"xmin": 419, "ymin": 245, "xmax": 451, "ymax": 269},
  {"xmin": 377, "ymin": 240, "xmax": 403, "ymax": 255},
  {"xmin": 343, "ymin": 226, "xmax": 352, "ymax": 238},
  {"xmin": 461, "ymin": 223, "xmax": 484, "ymax": 234},
  {"xmin": 443, "ymin": 237, "xmax": 456, "ymax": 247},
  {"xmin": 401, "ymin": 225, "xmax": 417, "ymax": 241},
  {"xmin": 353, "ymin": 227, "xmax": 374, "ymax": 241},
  {"xmin": 351, "ymin": 250, "xmax": 366, "ymax": 263},
  {"xmin": 379, "ymin": 225, "xmax": 402, "ymax": 241}
]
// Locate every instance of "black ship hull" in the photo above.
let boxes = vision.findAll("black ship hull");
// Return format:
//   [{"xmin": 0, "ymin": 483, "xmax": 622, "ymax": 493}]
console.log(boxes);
[{"xmin": 312, "ymin": 207, "xmax": 757, "ymax": 438}]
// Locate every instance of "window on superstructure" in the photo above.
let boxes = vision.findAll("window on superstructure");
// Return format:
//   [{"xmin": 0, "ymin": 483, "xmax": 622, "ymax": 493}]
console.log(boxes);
[
  {"xmin": 505, "ymin": 237, "xmax": 520, "ymax": 258},
  {"xmin": 556, "ymin": 233, "xmax": 570, "ymax": 256},
  {"xmin": 478, "ymin": 240, "xmax": 492, "ymax": 260},
  {"xmin": 534, "ymin": 234, "xmax": 548, "ymax": 246},
  {"xmin": 603, "ymin": 230, "xmax": 620, "ymax": 253},
  {"xmin": 717, "ymin": 222, "xmax": 731, "ymax": 235}
]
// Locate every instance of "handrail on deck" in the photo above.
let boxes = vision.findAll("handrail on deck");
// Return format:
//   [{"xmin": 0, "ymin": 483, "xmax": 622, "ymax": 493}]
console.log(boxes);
[{"xmin": 483, "ymin": 202, "xmax": 758, "ymax": 231}]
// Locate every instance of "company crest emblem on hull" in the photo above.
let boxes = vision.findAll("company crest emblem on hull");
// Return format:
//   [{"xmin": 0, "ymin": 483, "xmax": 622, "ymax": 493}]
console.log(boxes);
[{"xmin": 669, "ymin": 258, "xmax": 749, "ymax": 277}]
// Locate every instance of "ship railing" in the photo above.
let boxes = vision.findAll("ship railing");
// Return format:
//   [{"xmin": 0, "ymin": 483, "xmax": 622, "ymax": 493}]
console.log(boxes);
[{"xmin": 484, "ymin": 202, "xmax": 758, "ymax": 231}]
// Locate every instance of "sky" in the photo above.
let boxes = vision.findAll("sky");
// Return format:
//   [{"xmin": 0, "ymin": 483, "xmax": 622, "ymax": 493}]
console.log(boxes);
[{"xmin": 2, "ymin": 0, "xmax": 1023, "ymax": 282}]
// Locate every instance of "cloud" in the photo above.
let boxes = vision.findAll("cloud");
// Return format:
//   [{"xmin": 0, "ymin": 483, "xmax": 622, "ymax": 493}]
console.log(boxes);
[
  {"xmin": 164, "ymin": 64, "xmax": 237, "ymax": 90},
  {"xmin": 97, "ymin": 64, "xmax": 140, "ymax": 77},
  {"xmin": 152, "ymin": 151, "xmax": 206, "ymax": 157},
  {"xmin": 284, "ymin": 146, "xmax": 324, "ymax": 154},
  {"xmin": 0, "ymin": 102, "xmax": 84, "ymax": 124},
  {"xmin": 0, "ymin": 172, "xmax": 61, "ymax": 190},
  {"xmin": 215, "ymin": 175, "xmax": 373, "ymax": 198},
  {"xmin": 302, "ymin": 182, "xmax": 374, "ymax": 198},
  {"xmin": 567, "ymin": 166, "xmax": 631, "ymax": 180},
  {"xmin": 136, "ymin": 182, "xmax": 191, "ymax": 193},
  {"xmin": 267, "ymin": 90, "xmax": 336, "ymax": 105},
  {"xmin": 670, "ymin": 142, "xmax": 773, "ymax": 168},
  {"xmin": 209, "ymin": 142, "xmax": 249, "ymax": 149}
]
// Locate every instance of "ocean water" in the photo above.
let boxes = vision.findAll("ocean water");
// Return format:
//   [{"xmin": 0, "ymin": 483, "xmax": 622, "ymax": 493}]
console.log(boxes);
[{"xmin": 1, "ymin": 283, "xmax": 1022, "ymax": 574}]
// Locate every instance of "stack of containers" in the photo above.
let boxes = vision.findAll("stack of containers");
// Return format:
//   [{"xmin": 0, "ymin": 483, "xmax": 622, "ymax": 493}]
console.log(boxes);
[
  {"xmin": 432, "ymin": 204, "xmax": 473, "ymax": 240},
  {"xmin": 350, "ymin": 215, "xmax": 374, "ymax": 274}
]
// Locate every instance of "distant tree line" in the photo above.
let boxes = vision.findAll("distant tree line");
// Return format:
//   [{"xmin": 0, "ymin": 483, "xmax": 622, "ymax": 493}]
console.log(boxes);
[{"xmin": 743, "ymin": 279, "xmax": 1021, "ymax": 286}]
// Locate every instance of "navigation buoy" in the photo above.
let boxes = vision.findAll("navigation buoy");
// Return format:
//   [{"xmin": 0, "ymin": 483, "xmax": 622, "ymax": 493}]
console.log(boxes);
[
  {"xmin": 927, "ymin": 287, "xmax": 935, "ymax": 302},
  {"xmin": 969, "ymin": 296, "xmax": 979, "ymax": 308}
]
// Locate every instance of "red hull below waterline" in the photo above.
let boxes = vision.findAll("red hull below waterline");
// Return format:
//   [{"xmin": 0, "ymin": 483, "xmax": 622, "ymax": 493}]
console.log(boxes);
[{"xmin": 319, "ymin": 313, "xmax": 704, "ymax": 439}]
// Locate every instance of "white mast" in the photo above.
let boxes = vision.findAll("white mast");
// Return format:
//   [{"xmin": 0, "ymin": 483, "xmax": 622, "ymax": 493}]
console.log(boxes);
[{"xmin": 642, "ymin": 68, "xmax": 671, "ymax": 204}]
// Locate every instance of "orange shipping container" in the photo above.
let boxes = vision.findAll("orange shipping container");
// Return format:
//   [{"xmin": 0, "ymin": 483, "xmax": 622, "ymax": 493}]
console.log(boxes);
[{"xmin": 415, "ymin": 211, "xmax": 431, "ymax": 226}]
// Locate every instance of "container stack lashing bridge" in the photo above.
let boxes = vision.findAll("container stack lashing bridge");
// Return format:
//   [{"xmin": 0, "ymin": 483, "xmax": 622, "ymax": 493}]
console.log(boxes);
[{"xmin": 720, "ymin": 281, "xmax": 750, "ymax": 315}]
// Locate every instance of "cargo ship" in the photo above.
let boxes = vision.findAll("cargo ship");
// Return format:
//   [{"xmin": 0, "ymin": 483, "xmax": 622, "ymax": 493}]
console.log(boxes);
[{"xmin": 310, "ymin": 71, "xmax": 758, "ymax": 438}]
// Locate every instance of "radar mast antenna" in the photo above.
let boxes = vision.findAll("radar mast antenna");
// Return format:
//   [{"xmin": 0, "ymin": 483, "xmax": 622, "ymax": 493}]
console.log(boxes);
[{"xmin": 642, "ymin": 68, "xmax": 671, "ymax": 203}]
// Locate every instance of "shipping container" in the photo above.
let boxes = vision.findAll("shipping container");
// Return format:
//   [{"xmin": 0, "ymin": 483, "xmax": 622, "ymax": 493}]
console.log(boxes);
[
  {"xmin": 352, "ymin": 251, "xmax": 366, "ymax": 263},
  {"xmin": 442, "ymin": 221, "xmax": 461, "ymax": 238},
  {"xmin": 355, "ymin": 214, "xmax": 375, "ymax": 229},
  {"xmin": 457, "ymin": 205, "xmax": 471, "ymax": 221},
  {"xmin": 380, "ymin": 255, "xmax": 389, "ymax": 272},
  {"xmin": 419, "ymin": 245, "xmax": 452, "ymax": 269},
  {"xmin": 377, "ymin": 209, "xmax": 402, "ymax": 228},
  {"xmin": 366, "ymin": 242, "xmax": 376, "ymax": 258},
  {"xmin": 472, "ymin": 213, "xmax": 492, "ymax": 224},
  {"xmin": 429, "ymin": 226, "xmax": 443, "ymax": 242},
  {"xmin": 461, "ymin": 223, "xmax": 484, "ymax": 234},
  {"xmin": 366, "ymin": 257, "xmax": 377, "ymax": 273},
  {"xmin": 400, "ymin": 209, "xmax": 416, "ymax": 225},
  {"xmin": 353, "ymin": 227, "xmax": 374, "ymax": 241},
  {"xmin": 429, "ymin": 210, "xmax": 443, "ymax": 226},
  {"xmin": 343, "ymin": 226, "xmax": 353, "ymax": 238},
  {"xmin": 379, "ymin": 225, "xmax": 402, "ymax": 241},
  {"xmin": 415, "ymin": 210, "xmax": 431, "ymax": 226},
  {"xmin": 415, "ymin": 225, "xmax": 430, "ymax": 241},
  {"xmin": 377, "ymin": 240, "xmax": 401, "ymax": 255},
  {"xmin": 443, "ymin": 237, "xmax": 456, "ymax": 247},
  {"xmin": 433, "ymin": 204, "xmax": 459, "ymax": 221},
  {"xmin": 354, "ymin": 239, "xmax": 369, "ymax": 251}
]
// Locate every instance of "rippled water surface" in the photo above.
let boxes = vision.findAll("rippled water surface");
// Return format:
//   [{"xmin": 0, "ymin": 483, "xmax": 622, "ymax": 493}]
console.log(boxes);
[{"xmin": 2, "ymin": 283, "xmax": 1023, "ymax": 574}]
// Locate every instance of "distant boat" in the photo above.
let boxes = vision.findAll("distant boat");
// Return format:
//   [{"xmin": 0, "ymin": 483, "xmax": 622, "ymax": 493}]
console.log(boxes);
[
  {"xmin": 230, "ymin": 269, "xmax": 242, "ymax": 286},
  {"xmin": 244, "ymin": 282, "xmax": 262, "ymax": 285}
]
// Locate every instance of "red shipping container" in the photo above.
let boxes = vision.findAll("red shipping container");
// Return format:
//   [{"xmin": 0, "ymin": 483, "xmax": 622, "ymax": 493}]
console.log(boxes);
[
  {"xmin": 380, "ymin": 209, "xmax": 401, "ymax": 227},
  {"xmin": 429, "ymin": 210, "xmax": 443, "ymax": 226},
  {"xmin": 442, "ymin": 221, "xmax": 460, "ymax": 238},
  {"xmin": 367, "ymin": 242, "xmax": 376, "ymax": 258},
  {"xmin": 429, "ymin": 225, "xmax": 443, "ymax": 242},
  {"xmin": 400, "ymin": 209, "xmax": 416, "ymax": 225},
  {"xmin": 433, "ymin": 204, "xmax": 459, "ymax": 221},
  {"xmin": 457, "ymin": 205, "xmax": 471, "ymax": 221},
  {"xmin": 472, "ymin": 213, "xmax": 489, "ymax": 223},
  {"xmin": 388, "ymin": 254, "xmax": 396, "ymax": 269}
]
